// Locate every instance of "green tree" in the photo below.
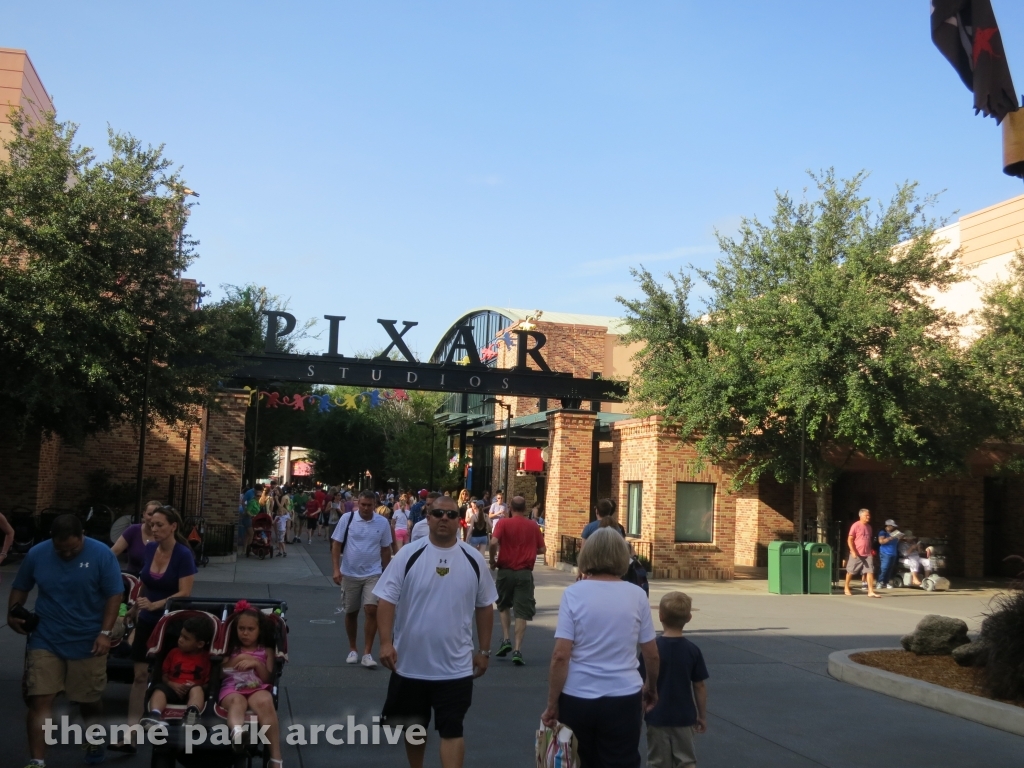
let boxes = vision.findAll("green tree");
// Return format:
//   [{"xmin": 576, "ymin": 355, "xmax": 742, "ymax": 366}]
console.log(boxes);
[
  {"xmin": 373, "ymin": 390, "xmax": 459, "ymax": 491},
  {"xmin": 620, "ymin": 171, "xmax": 990, "ymax": 538},
  {"xmin": 0, "ymin": 110, "xmax": 262, "ymax": 442},
  {"xmin": 971, "ymin": 251, "xmax": 1024, "ymax": 456}
]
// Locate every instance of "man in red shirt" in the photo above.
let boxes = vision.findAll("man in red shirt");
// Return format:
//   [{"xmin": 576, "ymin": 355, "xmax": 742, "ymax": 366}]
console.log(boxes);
[
  {"xmin": 844, "ymin": 508, "xmax": 880, "ymax": 598},
  {"xmin": 489, "ymin": 495, "xmax": 546, "ymax": 666}
]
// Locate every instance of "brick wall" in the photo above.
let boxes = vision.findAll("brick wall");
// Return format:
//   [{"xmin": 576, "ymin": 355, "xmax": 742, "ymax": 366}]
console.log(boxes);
[
  {"xmin": 59, "ymin": 417, "xmax": 204, "ymax": 515},
  {"xmin": 543, "ymin": 410, "xmax": 596, "ymax": 566},
  {"xmin": 200, "ymin": 391, "xmax": 248, "ymax": 525},
  {"xmin": 489, "ymin": 319, "xmax": 608, "ymax": 500},
  {"xmin": 2, "ymin": 397, "xmax": 243, "ymax": 531},
  {"xmin": 0, "ymin": 431, "xmax": 62, "ymax": 513},
  {"xmin": 612, "ymin": 416, "xmax": 737, "ymax": 580},
  {"xmin": 735, "ymin": 476, "xmax": 796, "ymax": 567}
]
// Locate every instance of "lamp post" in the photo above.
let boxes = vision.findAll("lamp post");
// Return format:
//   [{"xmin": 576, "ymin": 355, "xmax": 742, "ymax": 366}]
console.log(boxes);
[
  {"xmin": 797, "ymin": 409, "xmax": 806, "ymax": 545},
  {"xmin": 134, "ymin": 325, "xmax": 155, "ymax": 523},
  {"xmin": 483, "ymin": 398, "xmax": 513, "ymax": 498},
  {"xmin": 415, "ymin": 420, "xmax": 436, "ymax": 491},
  {"xmin": 249, "ymin": 389, "xmax": 261, "ymax": 489}
]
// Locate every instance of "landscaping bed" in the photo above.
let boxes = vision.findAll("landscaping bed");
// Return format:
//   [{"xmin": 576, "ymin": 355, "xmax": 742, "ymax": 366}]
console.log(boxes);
[{"xmin": 850, "ymin": 649, "xmax": 1024, "ymax": 709}]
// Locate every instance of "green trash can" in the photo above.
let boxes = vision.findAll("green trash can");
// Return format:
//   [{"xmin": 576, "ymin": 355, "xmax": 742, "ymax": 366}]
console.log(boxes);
[
  {"xmin": 804, "ymin": 542, "xmax": 833, "ymax": 594},
  {"xmin": 767, "ymin": 541, "xmax": 804, "ymax": 594}
]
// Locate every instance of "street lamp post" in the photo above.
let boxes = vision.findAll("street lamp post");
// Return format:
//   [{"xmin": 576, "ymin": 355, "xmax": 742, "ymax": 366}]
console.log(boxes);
[
  {"xmin": 134, "ymin": 325, "xmax": 155, "ymax": 523},
  {"xmin": 415, "ymin": 420, "xmax": 436, "ymax": 490},
  {"xmin": 797, "ymin": 409, "xmax": 806, "ymax": 545},
  {"xmin": 483, "ymin": 398, "xmax": 513, "ymax": 497},
  {"xmin": 250, "ymin": 390, "xmax": 261, "ymax": 489}
]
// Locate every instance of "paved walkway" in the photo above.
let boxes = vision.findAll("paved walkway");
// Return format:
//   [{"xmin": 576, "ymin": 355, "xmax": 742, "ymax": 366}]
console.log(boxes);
[{"xmin": 1, "ymin": 544, "xmax": 1022, "ymax": 767}]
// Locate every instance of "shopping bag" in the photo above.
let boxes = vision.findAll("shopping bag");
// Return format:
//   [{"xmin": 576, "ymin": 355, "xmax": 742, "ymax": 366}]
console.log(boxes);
[{"xmin": 535, "ymin": 721, "xmax": 578, "ymax": 768}]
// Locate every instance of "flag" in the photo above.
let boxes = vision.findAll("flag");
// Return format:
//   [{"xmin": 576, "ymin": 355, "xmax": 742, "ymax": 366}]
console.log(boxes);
[{"xmin": 931, "ymin": 0, "xmax": 1018, "ymax": 123}]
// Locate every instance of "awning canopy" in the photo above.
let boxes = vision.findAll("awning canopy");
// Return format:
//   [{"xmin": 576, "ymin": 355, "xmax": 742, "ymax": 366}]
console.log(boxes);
[{"xmin": 467, "ymin": 411, "xmax": 633, "ymax": 446}]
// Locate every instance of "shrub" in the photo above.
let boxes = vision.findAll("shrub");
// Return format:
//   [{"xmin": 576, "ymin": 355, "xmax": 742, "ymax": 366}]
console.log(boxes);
[{"xmin": 981, "ymin": 558, "xmax": 1024, "ymax": 700}]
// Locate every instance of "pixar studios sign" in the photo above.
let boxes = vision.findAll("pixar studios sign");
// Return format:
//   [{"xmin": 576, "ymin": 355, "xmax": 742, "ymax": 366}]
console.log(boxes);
[{"xmin": 231, "ymin": 312, "xmax": 627, "ymax": 403}]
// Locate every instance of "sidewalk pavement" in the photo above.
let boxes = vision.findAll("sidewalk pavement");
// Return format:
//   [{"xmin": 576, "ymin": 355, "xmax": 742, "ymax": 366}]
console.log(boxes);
[{"xmin": 2, "ymin": 541, "xmax": 1022, "ymax": 767}]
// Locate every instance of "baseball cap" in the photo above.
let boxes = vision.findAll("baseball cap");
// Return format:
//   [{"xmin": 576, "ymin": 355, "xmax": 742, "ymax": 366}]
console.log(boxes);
[
  {"xmin": 418, "ymin": 489, "xmax": 428, "ymax": 499},
  {"xmin": 884, "ymin": 519, "xmax": 897, "ymax": 527}
]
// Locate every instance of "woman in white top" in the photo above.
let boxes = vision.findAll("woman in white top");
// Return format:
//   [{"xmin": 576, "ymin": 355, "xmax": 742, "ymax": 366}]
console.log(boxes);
[{"xmin": 542, "ymin": 528, "xmax": 659, "ymax": 768}]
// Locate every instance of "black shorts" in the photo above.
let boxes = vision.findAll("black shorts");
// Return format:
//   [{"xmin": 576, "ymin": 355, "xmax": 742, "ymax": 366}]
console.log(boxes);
[
  {"xmin": 131, "ymin": 619, "xmax": 158, "ymax": 663},
  {"xmin": 306, "ymin": 516, "xmax": 318, "ymax": 530},
  {"xmin": 380, "ymin": 673, "xmax": 474, "ymax": 739},
  {"xmin": 150, "ymin": 681, "xmax": 195, "ymax": 705}
]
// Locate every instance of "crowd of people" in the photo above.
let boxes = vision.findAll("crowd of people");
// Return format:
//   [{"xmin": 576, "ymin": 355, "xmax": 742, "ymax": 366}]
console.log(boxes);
[{"xmin": 6, "ymin": 487, "xmax": 710, "ymax": 768}]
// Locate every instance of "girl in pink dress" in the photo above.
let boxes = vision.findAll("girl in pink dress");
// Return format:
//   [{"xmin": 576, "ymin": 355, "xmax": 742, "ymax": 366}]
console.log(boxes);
[{"xmin": 219, "ymin": 603, "xmax": 282, "ymax": 766}]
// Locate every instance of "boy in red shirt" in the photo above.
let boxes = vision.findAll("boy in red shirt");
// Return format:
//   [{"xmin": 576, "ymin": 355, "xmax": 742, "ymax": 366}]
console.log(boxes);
[{"xmin": 141, "ymin": 616, "xmax": 214, "ymax": 726}]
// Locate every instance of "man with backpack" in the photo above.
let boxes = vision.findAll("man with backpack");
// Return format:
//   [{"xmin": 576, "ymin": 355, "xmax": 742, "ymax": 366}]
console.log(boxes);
[
  {"xmin": 331, "ymin": 490, "xmax": 393, "ymax": 668},
  {"xmin": 579, "ymin": 498, "xmax": 649, "ymax": 595},
  {"xmin": 374, "ymin": 494, "xmax": 496, "ymax": 768}
]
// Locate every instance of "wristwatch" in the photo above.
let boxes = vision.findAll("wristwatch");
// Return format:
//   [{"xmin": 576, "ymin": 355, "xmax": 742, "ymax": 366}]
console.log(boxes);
[
  {"xmin": 99, "ymin": 630, "xmax": 112, "ymax": 637},
  {"xmin": 476, "ymin": 649, "xmax": 491, "ymax": 657}
]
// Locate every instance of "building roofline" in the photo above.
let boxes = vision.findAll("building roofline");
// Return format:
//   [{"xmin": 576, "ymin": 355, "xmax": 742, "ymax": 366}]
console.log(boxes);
[{"xmin": 430, "ymin": 306, "xmax": 629, "ymax": 361}]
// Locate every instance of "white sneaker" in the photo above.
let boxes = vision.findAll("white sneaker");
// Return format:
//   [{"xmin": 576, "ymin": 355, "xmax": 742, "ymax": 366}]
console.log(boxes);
[
  {"xmin": 886, "ymin": 584, "xmax": 894, "ymax": 589},
  {"xmin": 346, "ymin": 651, "xmax": 359, "ymax": 664},
  {"xmin": 361, "ymin": 654, "xmax": 377, "ymax": 668}
]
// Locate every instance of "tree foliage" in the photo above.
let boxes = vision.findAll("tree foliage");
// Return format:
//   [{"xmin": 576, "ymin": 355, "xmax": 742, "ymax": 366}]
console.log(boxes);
[
  {"xmin": 971, "ymin": 251, "xmax": 1024, "ymax": 448},
  {"xmin": 247, "ymin": 385, "xmax": 458, "ymax": 491},
  {"xmin": 0, "ymin": 110, "xmax": 263, "ymax": 443},
  {"xmin": 619, "ymin": 171, "xmax": 991, "ymax": 534}
]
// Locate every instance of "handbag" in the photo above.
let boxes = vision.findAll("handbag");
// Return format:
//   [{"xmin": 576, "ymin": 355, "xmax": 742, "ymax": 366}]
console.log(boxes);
[{"xmin": 535, "ymin": 720, "xmax": 578, "ymax": 768}]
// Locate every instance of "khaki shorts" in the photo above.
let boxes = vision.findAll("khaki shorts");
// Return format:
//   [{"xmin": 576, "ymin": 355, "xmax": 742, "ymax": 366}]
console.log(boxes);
[
  {"xmin": 342, "ymin": 574, "xmax": 380, "ymax": 614},
  {"xmin": 647, "ymin": 724, "xmax": 697, "ymax": 768},
  {"xmin": 495, "ymin": 568, "xmax": 536, "ymax": 620},
  {"xmin": 24, "ymin": 649, "xmax": 108, "ymax": 703},
  {"xmin": 846, "ymin": 554, "xmax": 874, "ymax": 576}
]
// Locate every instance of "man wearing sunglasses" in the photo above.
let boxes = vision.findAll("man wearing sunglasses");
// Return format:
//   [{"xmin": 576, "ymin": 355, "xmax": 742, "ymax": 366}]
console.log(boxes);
[{"xmin": 374, "ymin": 495, "xmax": 497, "ymax": 768}]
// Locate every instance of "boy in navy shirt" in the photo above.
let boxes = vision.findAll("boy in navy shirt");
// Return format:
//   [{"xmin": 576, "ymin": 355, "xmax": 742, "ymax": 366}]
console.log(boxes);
[{"xmin": 645, "ymin": 591, "xmax": 709, "ymax": 768}]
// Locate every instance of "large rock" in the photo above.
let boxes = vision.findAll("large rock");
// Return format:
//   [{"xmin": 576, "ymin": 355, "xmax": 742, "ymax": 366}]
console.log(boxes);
[
  {"xmin": 899, "ymin": 615, "xmax": 970, "ymax": 655},
  {"xmin": 952, "ymin": 638, "xmax": 989, "ymax": 667}
]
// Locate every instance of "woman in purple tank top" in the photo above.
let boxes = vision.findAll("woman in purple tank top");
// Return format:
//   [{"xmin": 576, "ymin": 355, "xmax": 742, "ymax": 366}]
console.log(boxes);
[{"xmin": 110, "ymin": 500, "xmax": 161, "ymax": 575}]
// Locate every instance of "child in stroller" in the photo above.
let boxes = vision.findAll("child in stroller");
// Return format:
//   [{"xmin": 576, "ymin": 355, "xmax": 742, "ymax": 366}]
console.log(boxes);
[
  {"xmin": 141, "ymin": 615, "xmax": 214, "ymax": 727},
  {"xmin": 145, "ymin": 597, "xmax": 289, "ymax": 768},
  {"xmin": 219, "ymin": 601, "xmax": 283, "ymax": 766},
  {"xmin": 247, "ymin": 512, "xmax": 275, "ymax": 560}
]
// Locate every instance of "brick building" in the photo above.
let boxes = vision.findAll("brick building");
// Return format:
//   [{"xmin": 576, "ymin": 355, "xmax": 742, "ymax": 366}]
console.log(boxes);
[
  {"xmin": 1, "ymin": 49, "xmax": 248, "ymax": 540},
  {"xmin": 1, "ymin": 394, "xmax": 249, "ymax": 530},
  {"xmin": 430, "ymin": 192, "xmax": 1024, "ymax": 580}
]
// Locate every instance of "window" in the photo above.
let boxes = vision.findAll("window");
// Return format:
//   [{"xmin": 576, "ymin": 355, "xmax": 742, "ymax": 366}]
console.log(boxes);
[
  {"xmin": 626, "ymin": 482, "xmax": 643, "ymax": 537},
  {"xmin": 675, "ymin": 483, "xmax": 715, "ymax": 543}
]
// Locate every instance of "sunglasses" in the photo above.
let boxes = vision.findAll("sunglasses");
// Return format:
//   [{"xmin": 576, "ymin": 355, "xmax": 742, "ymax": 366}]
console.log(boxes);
[{"xmin": 429, "ymin": 510, "xmax": 460, "ymax": 520}]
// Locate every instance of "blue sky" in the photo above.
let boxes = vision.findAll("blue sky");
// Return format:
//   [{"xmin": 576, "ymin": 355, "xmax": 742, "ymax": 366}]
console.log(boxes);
[{"xmin": 7, "ymin": 1, "xmax": 1024, "ymax": 357}]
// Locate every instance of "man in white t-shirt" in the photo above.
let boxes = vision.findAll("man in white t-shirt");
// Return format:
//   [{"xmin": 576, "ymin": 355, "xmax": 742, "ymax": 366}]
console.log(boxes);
[
  {"xmin": 411, "ymin": 518, "xmax": 430, "ymax": 542},
  {"xmin": 374, "ymin": 495, "xmax": 497, "ymax": 768},
  {"xmin": 331, "ymin": 490, "xmax": 393, "ymax": 668}
]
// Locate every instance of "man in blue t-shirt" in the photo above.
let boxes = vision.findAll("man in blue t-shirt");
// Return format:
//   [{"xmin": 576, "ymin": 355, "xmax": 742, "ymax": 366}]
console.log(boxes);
[
  {"xmin": 9, "ymin": 514, "xmax": 123, "ymax": 766},
  {"xmin": 581, "ymin": 498, "xmax": 619, "ymax": 539},
  {"xmin": 877, "ymin": 519, "xmax": 901, "ymax": 590},
  {"xmin": 408, "ymin": 489, "xmax": 428, "ymax": 525}
]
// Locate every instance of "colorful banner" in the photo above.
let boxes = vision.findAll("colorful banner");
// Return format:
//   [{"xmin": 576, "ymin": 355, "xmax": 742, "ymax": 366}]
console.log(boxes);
[{"xmin": 243, "ymin": 386, "xmax": 409, "ymax": 412}]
